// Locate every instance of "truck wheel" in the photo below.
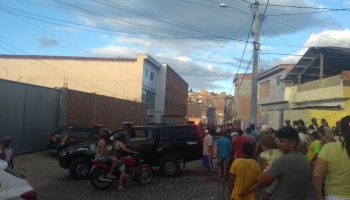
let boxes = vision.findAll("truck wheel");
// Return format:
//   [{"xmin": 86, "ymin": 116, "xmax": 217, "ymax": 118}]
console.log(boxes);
[
  {"xmin": 160, "ymin": 156, "xmax": 180, "ymax": 178},
  {"xmin": 69, "ymin": 158, "xmax": 91, "ymax": 180}
]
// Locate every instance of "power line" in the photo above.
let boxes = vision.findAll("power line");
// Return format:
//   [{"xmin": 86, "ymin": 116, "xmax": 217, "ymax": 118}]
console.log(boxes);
[
  {"xmin": 233, "ymin": 55, "xmax": 253, "ymax": 102},
  {"xmin": 268, "ymin": 18, "xmax": 350, "ymax": 47},
  {"xmin": 178, "ymin": 0, "xmax": 252, "ymax": 15},
  {"xmin": 267, "ymin": 10, "xmax": 343, "ymax": 16},
  {"xmin": 265, "ymin": 20, "xmax": 296, "ymax": 53},
  {"xmin": 0, "ymin": 5, "xmax": 248, "ymax": 42},
  {"xmin": 230, "ymin": 19, "xmax": 254, "ymax": 95},
  {"xmin": 261, "ymin": 3, "xmax": 350, "ymax": 11},
  {"xmin": 91, "ymin": 0, "xmax": 239, "ymax": 41},
  {"xmin": 241, "ymin": 0, "xmax": 253, "ymax": 4}
]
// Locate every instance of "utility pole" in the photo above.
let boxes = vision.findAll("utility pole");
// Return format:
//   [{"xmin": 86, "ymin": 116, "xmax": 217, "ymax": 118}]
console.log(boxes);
[{"xmin": 250, "ymin": 0, "xmax": 260, "ymax": 124}]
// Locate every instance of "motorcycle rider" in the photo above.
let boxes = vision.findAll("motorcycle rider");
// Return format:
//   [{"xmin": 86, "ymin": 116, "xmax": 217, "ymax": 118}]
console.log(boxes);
[
  {"xmin": 113, "ymin": 132, "xmax": 138, "ymax": 191},
  {"xmin": 96, "ymin": 128, "xmax": 118, "ymax": 179}
]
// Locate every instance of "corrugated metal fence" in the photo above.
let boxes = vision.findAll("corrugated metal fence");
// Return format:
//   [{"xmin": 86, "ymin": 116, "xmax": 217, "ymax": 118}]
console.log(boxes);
[{"xmin": 0, "ymin": 79, "xmax": 60, "ymax": 154}]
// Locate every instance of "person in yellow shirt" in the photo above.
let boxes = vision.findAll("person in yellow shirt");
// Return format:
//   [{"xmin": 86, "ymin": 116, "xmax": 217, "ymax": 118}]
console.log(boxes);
[
  {"xmin": 229, "ymin": 142, "xmax": 261, "ymax": 200},
  {"xmin": 313, "ymin": 115, "xmax": 350, "ymax": 200},
  {"xmin": 307, "ymin": 131, "xmax": 321, "ymax": 164}
]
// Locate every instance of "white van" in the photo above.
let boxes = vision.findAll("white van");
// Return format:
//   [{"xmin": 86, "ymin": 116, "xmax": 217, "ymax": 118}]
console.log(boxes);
[{"xmin": 0, "ymin": 160, "xmax": 37, "ymax": 200}]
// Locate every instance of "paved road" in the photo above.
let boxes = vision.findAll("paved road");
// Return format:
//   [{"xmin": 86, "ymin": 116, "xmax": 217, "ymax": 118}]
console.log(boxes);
[{"xmin": 14, "ymin": 151, "xmax": 230, "ymax": 200}]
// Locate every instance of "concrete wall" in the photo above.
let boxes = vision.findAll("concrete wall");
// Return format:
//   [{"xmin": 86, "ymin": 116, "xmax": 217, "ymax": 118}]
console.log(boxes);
[
  {"xmin": 0, "ymin": 55, "xmax": 143, "ymax": 102},
  {"xmin": 66, "ymin": 90, "xmax": 146, "ymax": 130},
  {"xmin": 258, "ymin": 70, "xmax": 287, "ymax": 105}
]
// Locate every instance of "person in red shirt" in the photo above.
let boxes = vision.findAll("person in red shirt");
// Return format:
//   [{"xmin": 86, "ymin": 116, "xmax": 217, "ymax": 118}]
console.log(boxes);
[{"xmin": 234, "ymin": 129, "xmax": 246, "ymax": 158}]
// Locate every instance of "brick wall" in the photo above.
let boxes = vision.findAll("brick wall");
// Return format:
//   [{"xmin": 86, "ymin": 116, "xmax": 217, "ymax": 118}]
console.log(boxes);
[{"xmin": 67, "ymin": 90, "xmax": 146, "ymax": 130}]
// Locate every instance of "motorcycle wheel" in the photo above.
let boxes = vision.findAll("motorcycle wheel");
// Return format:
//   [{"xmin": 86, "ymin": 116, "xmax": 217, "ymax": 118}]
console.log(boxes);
[
  {"xmin": 90, "ymin": 170, "xmax": 111, "ymax": 190},
  {"xmin": 136, "ymin": 167, "xmax": 153, "ymax": 185}
]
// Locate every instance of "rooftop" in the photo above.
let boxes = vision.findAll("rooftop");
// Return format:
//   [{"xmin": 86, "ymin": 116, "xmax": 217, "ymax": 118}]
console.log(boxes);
[{"xmin": 284, "ymin": 47, "xmax": 350, "ymax": 84}]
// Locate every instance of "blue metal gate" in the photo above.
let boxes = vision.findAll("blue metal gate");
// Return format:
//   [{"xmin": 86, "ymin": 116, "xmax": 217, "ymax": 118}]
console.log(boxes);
[{"xmin": 0, "ymin": 79, "xmax": 60, "ymax": 153}]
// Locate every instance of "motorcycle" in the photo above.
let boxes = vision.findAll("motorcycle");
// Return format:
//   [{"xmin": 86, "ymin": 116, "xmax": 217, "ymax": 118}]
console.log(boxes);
[{"xmin": 90, "ymin": 153, "xmax": 153, "ymax": 190}]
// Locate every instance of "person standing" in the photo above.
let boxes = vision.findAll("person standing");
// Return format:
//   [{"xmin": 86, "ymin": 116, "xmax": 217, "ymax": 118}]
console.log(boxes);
[
  {"xmin": 313, "ymin": 115, "xmax": 350, "ymax": 200},
  {"xmin": 0, "ymin": 136, "xmax": 14, "ymax": 168},
  {"xmin": 216, "ymin": 132, "xmax": 231, "ymax": 180},
  {"xmin": 311, "ymin": 118, "xmax": 319, "ymax": 131},
  {"xmin": 234, "ymin": 129, "xmax": 246, "ymax": 159},
  {"xmin": 203, "ymin": 129, "xmax": 213, "ymax": 180},
  {"xmin": 239, "ymin": 126, "xmax": 312, "ymax": 200},
  {"xmin": 229, "ymin": 143, "xmax": 261, "ymax": 200},
  {"xmin": 307, "ymin": 131, "xmax": 321, "ymax": 165}
]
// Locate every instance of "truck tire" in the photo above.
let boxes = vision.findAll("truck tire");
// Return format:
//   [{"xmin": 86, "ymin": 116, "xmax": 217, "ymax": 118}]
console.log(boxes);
[
  {"xmin": 69, "ymin": 158, "xmax": 91, "ymax": 180},
  {"xmin": 159, "ymin": 155, "xmax": 180, "ymax": 178}
]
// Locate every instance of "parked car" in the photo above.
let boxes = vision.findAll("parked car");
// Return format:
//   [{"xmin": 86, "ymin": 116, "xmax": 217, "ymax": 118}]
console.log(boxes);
[
  {"xmin": 58, "ymin": 124, "xmax": 204, "ymax": 179},
  {"xmin": 0, "ymin": 160, "xmax": 37, "ymax": 200},
  {"xmin": 48, "ymin": 124, "xmax": 102, "ymax": 153}
]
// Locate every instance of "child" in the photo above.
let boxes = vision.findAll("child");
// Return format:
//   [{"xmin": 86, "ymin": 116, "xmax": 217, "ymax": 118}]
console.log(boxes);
[
  {"xmin": 259, "ymin": 135, "xmax": 283, "ymax": 200},
  {"xmin": 229, "ymin": 142, "xmax": 261, "ymax": 200}
]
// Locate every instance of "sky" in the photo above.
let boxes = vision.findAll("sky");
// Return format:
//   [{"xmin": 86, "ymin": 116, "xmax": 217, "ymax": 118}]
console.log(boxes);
[{"xmin": 1, "ymin": 0, "xmax": 350, "ymax": 94}]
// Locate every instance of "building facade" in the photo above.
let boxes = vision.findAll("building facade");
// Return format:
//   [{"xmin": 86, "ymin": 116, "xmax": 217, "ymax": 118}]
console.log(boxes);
[
  {"xmin": 283, "ymin": 47, "xmax": 350, "ymax": 127},
  {"xmin": 0, "ymin": 54, "xmax": 165, "ymax": 123},
  {"xmin": 257, "ymin": 64, "xmax": 294, "ymax": 129},
  {"xmin": 161, "ymin": 64, "xmax": 188, "ymax": 124},
  {"xmin": 233, "ymin": 73, "xmax": 253, "ymax": 127}
]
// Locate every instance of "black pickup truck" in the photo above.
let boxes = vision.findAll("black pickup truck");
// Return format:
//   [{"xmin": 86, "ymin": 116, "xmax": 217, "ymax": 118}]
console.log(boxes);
[{"xmin": 58, "ymin": 124, "xmax": 204, "ymax": 179}]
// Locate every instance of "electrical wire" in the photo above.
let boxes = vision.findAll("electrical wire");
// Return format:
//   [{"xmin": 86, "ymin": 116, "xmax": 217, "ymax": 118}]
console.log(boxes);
[
  {"xmin": 230, "ymin": 20, "xmax": 254, "ymax": 95},
  {"xmin": 233, "ymin": 55, "xmax": 254, "ymax": 105},
  {"xmin": 178, "ymin": 0, "xmax": 252, "ymax": 15},
  {"xmin": 91, "ymin": 0, "xmax": 239, "ymax": 41},
  {"xmin": 268, "ymin": 18, "xmax": 350, "ymax": 47},
  {"xmin": 265, "ymin": 20, "xmax": 296, "ymax": 53}
]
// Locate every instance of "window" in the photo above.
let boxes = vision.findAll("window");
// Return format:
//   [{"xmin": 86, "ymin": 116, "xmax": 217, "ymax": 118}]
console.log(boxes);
[
  {"xmin": 129, "ymin": 129, "xmax": 154, "ymax": 142},
  {"xmin": 141, "ymin": 88, "xmax": 156, "ymax": 110},
  {"xmin": 144, "ymin": 68, "xmax": 148, "ymax": 78},
  {"xmin": 259, "ymin": 80, "xmax": 270, "ymax": 98},
  {"xmin": 150, "ymin": 72, "xmax": 154, "ymax": 81}
]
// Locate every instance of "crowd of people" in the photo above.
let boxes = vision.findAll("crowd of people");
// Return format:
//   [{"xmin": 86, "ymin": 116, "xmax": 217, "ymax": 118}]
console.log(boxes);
[{"xmin": 202, "ymin": 116, "xmax": 350, "ymax": 200}]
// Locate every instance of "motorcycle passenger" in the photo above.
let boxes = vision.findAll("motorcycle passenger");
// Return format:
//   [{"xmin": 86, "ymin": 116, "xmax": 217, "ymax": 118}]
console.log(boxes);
[
  {"xmin": 113, "ymin": 132, "xmax": 138, "ymax": 191},
  {"xmin": 96, "ymin": 128, "xmax": 118, "ymax": 179}
]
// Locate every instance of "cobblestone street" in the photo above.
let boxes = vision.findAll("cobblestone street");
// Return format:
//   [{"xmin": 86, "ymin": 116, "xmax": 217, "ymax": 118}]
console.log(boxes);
[{"xmin": 14, "ymin": 151, "xmax": 230, "ymax": 200}]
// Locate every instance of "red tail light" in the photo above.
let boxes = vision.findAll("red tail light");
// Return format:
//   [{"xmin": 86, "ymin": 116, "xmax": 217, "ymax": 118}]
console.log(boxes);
[{"xmin": 21, "ymin": 191, "xmax": 37, "ymax": 200}]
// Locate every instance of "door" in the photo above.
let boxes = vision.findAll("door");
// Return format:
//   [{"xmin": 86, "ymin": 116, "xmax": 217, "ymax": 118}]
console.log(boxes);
[
  {"xmin": 0, "ymin": 176, "xmax": 7, "ymax": 200},
  {"xmin": 127, "ymin": 128, "xmax": 156, "ymax": 162}
]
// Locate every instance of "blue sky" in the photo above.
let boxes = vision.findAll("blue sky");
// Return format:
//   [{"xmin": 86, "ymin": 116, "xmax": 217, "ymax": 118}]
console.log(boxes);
[{"xmin": 1, "ymin": 0, "xmax": 350, "ymax": 94}]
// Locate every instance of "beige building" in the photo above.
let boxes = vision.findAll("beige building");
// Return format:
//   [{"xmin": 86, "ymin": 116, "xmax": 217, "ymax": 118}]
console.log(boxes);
[{"xmin": 0, "ymin": 54, "xmax": 166, "ymax": 123}]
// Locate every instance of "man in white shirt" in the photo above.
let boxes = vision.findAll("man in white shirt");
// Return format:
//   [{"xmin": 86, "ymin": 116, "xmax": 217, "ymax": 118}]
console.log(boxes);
[{"xmin": 203, "ymin": 129, "xmax": 213, "ymax": 180}]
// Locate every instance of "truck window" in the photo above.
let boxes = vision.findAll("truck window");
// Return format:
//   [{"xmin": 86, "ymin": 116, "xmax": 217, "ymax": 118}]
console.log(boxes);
[{"xmin": 130, "ymin": 129, "xmax": 154, "ymax": 143}]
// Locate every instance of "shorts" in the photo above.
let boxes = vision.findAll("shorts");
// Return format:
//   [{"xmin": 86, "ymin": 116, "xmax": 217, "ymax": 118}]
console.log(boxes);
[
  {"xmin": 202, "ymin": 155, "xmax": 212, "ymax": 168},
  {"xmin": 101, "ymin": 156, "xmax": 113, "ymax": 163},
  {"xmin": 217, "ymin": 158, "xmax": 229, "ymax": 167}
]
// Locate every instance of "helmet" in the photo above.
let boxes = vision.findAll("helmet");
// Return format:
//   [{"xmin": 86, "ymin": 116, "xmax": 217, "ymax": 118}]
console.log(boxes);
[
  {"xmin": 99, "ymin": 128, "xmax": 110, "ymax": 137},
  {"xmin": 114, "ymin": 132, "xmax": 127, "ymax": 142}
]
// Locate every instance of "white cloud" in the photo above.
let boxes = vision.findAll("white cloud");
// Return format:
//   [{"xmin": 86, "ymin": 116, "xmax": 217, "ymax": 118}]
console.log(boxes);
[
  {"xmin": 280, "ymin": 29, "xmax": 350, "ymax": 64},
  {"xmin": 89, "ymin": 45, "xmax": 142, "ymax": 57},
  {"xmin": 176, "ymin": 56, "xmax": 192, "ymax": 62},
  {"xmin": 304, "ymin": 30, "xmax": 350, "ymax": 47}
]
